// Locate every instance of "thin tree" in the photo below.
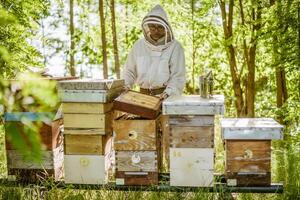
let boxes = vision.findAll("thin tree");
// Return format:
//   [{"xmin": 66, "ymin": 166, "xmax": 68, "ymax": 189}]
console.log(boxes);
[
  {"xmin": 191, "ymin": 0, "xmax": 195, "ymax": 94},
  {"xmin": 99, "ymin": 0, "xmax": 108, "ymax": 79},
  {"xmin": 219, "ymin": 0, "xmax": 244, "ymax": 117},
  {"xmin": 270, "ymin": 0, "xmax": 288, "ymax": 123},
  {"xmin": 219, "ymin": 0, "xmax": 262, "ymax": 117},
  {"xmin": 69, "ymin": 0, "xmax": 76, "ymax": 76},
  {"xmin": 110, "ymin": 0, "xmax": 120, "ymax": 78}
]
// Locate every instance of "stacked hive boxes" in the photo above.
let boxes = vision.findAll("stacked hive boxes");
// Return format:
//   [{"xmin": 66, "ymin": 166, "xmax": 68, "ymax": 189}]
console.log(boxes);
[
  {"xmin": 58, "ymin": 79, "xmax": 124, "ymax": 184},
  {"xmin": 221, "ymin": 118, "xmax": 283, "ymax": 186},
  {"xmin": 5, "ymin": 112, "xmax": 63, "ymax": 182},
  {"xmin": 113, "ymin": 91, "xmax": 162, "ymax": 185},
  {"xmin": 162, "ymin": 95, "xmax": 224, "ymax": 187}
]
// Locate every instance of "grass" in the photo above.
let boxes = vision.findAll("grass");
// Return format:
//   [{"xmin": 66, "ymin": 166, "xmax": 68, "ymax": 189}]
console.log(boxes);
[{"xmin": 0, "ymin": 121, "xmax": 299, "ymax": 200}]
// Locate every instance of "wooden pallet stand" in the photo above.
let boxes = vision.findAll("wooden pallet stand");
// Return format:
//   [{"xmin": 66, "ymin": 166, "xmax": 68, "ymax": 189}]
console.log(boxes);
[{"xmin": 221, "ymin": 118, "xmax": 284, "ymax": 186}]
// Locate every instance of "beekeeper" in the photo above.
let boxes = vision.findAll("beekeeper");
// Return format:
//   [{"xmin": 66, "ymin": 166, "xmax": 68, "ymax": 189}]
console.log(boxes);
[{"xmin": 123, "ymin": 4, "xmax": 186, "ymax": 99}]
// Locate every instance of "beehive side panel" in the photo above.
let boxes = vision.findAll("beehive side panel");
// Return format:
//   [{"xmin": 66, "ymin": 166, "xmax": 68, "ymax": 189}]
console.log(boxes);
[
  {"xmin": 114, "ymin": 120, "xmax": 156, "ymax": 150},
  {"xmin": 64, "ymin": 134, "xmax": 103, "ymax": 155}
]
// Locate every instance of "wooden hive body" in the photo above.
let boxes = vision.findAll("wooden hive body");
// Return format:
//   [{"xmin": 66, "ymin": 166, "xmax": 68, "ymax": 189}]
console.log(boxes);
[
  {"xmin": 225, "ymin": 140, "xmax": 271, "ymax": 186},
  {"xmin": 221, "ymin": 118, "xmax": 284, "ymax": 186},
  {"xmin": 169, "ymin": 115, "xmax": 214, "ymax": 148},
  {"xmin": 4, "ymin": 112, "xmax": 64, "ymax": 182},
  {"xmin": 114, "ymin": 116, "xmax": 160, "ymax": 151},
  {"xmin": 114, "ymin": 114, "xmax": 161, "ymax": 185},
  {"xmin": 64, "ymin": 155, "xmax": 107, "ymax": 184},
  {"xmin": 170, "ymin": 148, "xmax": 214, "ymax": 187},
  {"xmin": 7, "ymin": 145, "xmax": 64, "ymax": 182},
  {"xmin": 5, "ymin": 112, "xmax": 63, "ymax": 150}
]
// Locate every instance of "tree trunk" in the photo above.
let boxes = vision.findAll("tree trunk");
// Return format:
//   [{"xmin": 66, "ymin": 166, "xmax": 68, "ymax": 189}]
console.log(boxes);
[
  {"xmin": 270, "ymin": 0, "xmax": 288, "ymax": 124},
  {"xmin": 69, "ymin": 0, "xmax": 76, "ymax": 76},
  {"xmin": 41, "ymin": 19, "xmax": 47, "ymax": 68},
  {"xmin": 110, "ymin": 0, "xmax": 120, "ymax": 79},
  {"xmin": 219, "ymin": 0, "xmax": 245, "ymax": 117},
  {"xmin": 99, "ymin": 0, "xmax": 108, "ymax": 79},
  {"xmin": 246, "ymin": 4, "xmax": 262, "ymax": 118},
  {"xmin": 191, "ymin": 0, "xmax": 195, "ymax": 94},
  {"xmin": 125, "ymin": 0, "xmax": 128, "ymax": 47}
]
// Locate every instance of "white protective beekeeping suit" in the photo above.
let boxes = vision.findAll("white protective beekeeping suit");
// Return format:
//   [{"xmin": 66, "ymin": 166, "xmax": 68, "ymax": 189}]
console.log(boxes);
[{"xmin": 123, "ymin": 5, "xmax": 186, "ymax": 96}]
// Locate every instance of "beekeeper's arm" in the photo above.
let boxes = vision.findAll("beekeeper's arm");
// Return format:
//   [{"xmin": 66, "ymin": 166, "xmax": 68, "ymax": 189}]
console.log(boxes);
[{"xmin": 164, "ymin": 43, "xmax": 186, "ymax": 96}]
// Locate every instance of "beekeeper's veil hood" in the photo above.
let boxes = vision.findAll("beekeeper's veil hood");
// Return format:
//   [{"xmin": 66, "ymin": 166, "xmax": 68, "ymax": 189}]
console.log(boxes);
[{"xmin": 142, "ymin": 5, "xmax": 174, "ymax": 51}]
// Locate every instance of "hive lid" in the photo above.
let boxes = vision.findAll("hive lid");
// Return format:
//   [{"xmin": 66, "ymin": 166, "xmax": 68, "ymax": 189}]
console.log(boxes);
[
  {"xmin": 113, "ymin": 90, "xmax": 162, "ymax": 119},
  {"xmin": 162, "ymin": 95, "xmax": 225, "ymax": 115},
  {"xmin": 221, "ymin": 118, "xmax": 284, "ymax": 140},
  {"xmin": 57, "ymin": 79, "xmax": 124, "ymax": 90}
]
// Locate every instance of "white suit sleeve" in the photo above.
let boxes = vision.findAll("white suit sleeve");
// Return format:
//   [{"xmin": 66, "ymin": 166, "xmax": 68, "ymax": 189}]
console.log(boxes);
[
  {"xmin": 164, "ymin": 43, "xmax": 186, "ymax": 96},
  {"xmin": 122, "ymin": 47, "xmax": 137, "ymax": 88}
]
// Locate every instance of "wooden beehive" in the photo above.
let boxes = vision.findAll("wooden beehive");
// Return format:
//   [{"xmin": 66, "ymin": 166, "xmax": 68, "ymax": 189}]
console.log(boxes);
[
  {"xmin": 113, "ymin": 90, "xmax": 162, "ymax": 119},
  {"xmin": 113, "ymin": 114, "xmax": 160, "ymax": 151},
  {"xmin": 221, "ymin": 118, "xmax": 284, "ymax": 186},
  {"xmin": 4, "ymin": 112, "xmax": 63, "ymax": 150},
  {"xmin": 170, "ymin": 148, "xmax": 214, "ymax": 187}
]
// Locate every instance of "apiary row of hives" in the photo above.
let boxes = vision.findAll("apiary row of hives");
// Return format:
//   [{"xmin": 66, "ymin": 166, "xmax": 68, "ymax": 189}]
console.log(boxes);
[{"xmin": 3, "ymin": 79, "xmax": 284, "ymax": 187}]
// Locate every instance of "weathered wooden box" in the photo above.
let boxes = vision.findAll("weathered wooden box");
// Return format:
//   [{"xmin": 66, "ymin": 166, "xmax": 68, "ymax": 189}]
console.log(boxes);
[
  {"xmin": 115, "ymin": 150, "xmax": 159, "ymax": 185},
  {"xmin": 225, "ymin": 140, "xmax": 271, "ymax": 186},
  {"xmin": 64, "ymin": 134, "xmax": 103, "ymax": 155},
  {"xmin": 59, "ymin": 89, "xmax": 122, "ymax": 103},
  {"xmin": 58, "ymin": 79, "xmax": 124, "ymax": 103},
  {"xmin": 162, "ymin": 95, "xmax": 225, "ymax": 115},
  {"xmin": 58, "ymin": 79, "xmax": 124, "ymax": 90},
  {"xmin": 113, "ymin": 90, "xmax": 162, "ymax": 119},
  {"xmin": 169, "ymin": 115, "xmax": 214, "ymax": 148},
  {"xmin": 4, "ymin": 112, "xmax": 63, "ymax": 150},
  {"xmin": 113, "ymin": 115, "xmax": 160, "ymax": 151},
  {"xmin": 63, "ymin": 112, "xmax": 111, "ymax": 133},
  {"xmin": 115, "ymin": 171, "xmax": 158, "ymax": 186},
  {"xmin": 221, "ymin": 118, "xmax": 284, "ymax": 186},
  {"xmin": 170, "ymin": 148, "xmax": 214, "ymax": 187},
  {"xmin": 6, "ymin": 145, "xmax": 64, "ymax": 181},
  {"xmin": 62, "ymin": 102, "xmax": 113, "ymax": 114},
  {"xmin": 64, "ymin": 155, "xmax": 107, "ymax": 184},
  {"xmin": 116, "ymin": 151, "xmax": 158, "ymax": 172}
]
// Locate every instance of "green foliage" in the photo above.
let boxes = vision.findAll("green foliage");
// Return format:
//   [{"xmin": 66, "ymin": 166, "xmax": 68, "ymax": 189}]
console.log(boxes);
[
  {"xmin": 0, "ymin": 0, "xmax": 50, "ymax": 78},
  {"xmin": 0, "ymin": 73, "xmax": 59, "ymax": 162}
]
